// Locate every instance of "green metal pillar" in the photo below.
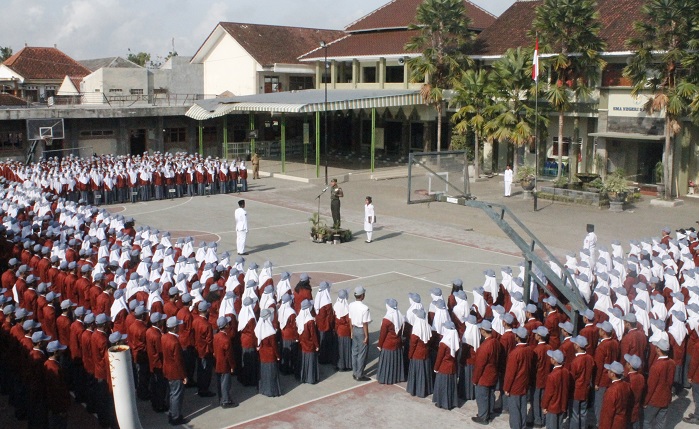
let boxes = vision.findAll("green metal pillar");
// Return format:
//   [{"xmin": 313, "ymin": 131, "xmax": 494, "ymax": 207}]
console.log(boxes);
[
  {"xmin": 315, "ymin": 111, "xmax": 321, "ymax": 178},
  {"xmin": 281, "ymin": 113, "xmax": 286, "ymax": 173},
  {"xmin": 198, "ymin": 121, "xmax": 203, "ymax": 156},
  {"xmin": 223, "ymin": 116, "xmax": 228, "ymax": 159},
  {"xmin": 249, "ymin": 113, "xmax": 256, "ymax": 155},
  {"xmin": 371, "ymin": 108, "xmax": 376, "ymax": 172}
]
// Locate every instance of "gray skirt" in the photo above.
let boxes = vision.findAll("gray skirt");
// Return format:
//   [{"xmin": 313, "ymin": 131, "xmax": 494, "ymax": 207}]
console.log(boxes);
[
  {"xmin": 258, "ymin": 361, "xmax": 281, "ymax": 397},
  {"xmin": 406, "ymin": 358, "xmax": 433, "ymax": 398},
  {"xmin": 377, "ymin": 348, "xmax": 405, "ymax": 384},
  {"xmin": 432, "ymin": 372, "xmax": 458, "ymax": 410},
  {"xmin": 299, "ymin": 351, "xmax": 319, "ymax": 384},
  {"xmin": 336, "ymin": 335, "xmax": 352, "ymax": 371},
  {"xmin": 457, "ymin": 363, "xmax": 475, "ymax": 400},
  {"xmin": 318, "ymin": 330, "xmax": 336, "ymax": 365},
  {"xmin": 239, "ymin": 347, "xmax": 259, "ymax": 387}
]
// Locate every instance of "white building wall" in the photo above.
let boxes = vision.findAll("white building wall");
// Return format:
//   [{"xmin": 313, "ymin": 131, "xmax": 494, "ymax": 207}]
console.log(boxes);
[{"xmin": 202, "ymin": 34, "xmax": 259, "ymax": 96}]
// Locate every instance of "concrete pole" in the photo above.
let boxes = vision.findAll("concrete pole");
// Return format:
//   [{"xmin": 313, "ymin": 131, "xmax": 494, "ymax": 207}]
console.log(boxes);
[{"xmin": 108, "ymin": 345, "xmax": 143, "ymax": 429}]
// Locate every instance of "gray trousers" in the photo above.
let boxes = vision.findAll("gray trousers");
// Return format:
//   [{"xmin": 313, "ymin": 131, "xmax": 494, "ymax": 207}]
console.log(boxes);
[
  {"xmin": 476, "ymin": 384, "xmax": 495, "ymax": 420},
  {"xmin": 569, "ymin": 399, "xmax": 587, "ymax": 429},
  {"xmin": 508, "ymin": 394, "xmax": 527, "ymax": 429},
  {"xmin": 351, "ymin": 326, "xmax": 368, "ymax": 379},
  {"xmin": 693, "ymin": 382, "xmax": 699, "ymax": 416},
  {"xmin": 217, "ymin": 373, "xmax": 231, "ymax": 405},
  {"xmin": 643, "ymin": 406, "xmax": 667, "ymax": 429},
  {"xmin": 528, "ymin": 387, "xmax": 545, "ymax": 425},
  {"xmin": 594, "ymin": 386, "xmax": 607, "ymax": 424},
  {"xmin": 168, "ymin": 379, "xmax": 184, "ymax": 420},
  {"xmin": 546, "ymin": 412, "xmax": 564, "ymax": 429},
  {"xmin": 331, "ymin": 199, "xmax": 341, "ymax": 228}
]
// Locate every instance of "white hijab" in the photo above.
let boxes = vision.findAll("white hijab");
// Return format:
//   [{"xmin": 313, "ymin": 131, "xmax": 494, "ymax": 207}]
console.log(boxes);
[
  {"xmin": 333, "ymin": 294, "xmax": 349, "ymax": 319},
  {"xmin": 279, "ymin": 299, "xmax": 296, "ymax": 329},
  {"xmin": 383, "ymin": 304, "xmax": 405, "ymax": 334},
  {"xmin": 462, "ymin": 318, "xmax": 481, "ymax": 352},
  {"xmin": 296, "ymin": 305, "xmax": 314, "ymax": 335},
  {"xmin": 411, "ymin": 311, "xmax": 432, "ymax": 344},
  {"xmin": 440, "ymin": 325, "xmax": 460, "ymax": 357},
  {"xmin": 237, "ymin": 301, "xmax": 256, "ymax": 332},
  {"xmin": 254, "ymin": 313, "xmax": 277, "ymax": 346}
]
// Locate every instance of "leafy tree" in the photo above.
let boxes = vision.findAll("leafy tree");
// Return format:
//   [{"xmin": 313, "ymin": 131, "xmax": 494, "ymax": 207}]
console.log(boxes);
[
  {"xmin": 405, "ymin": 0, "xmax": 475, "ymax": 152},
  {"xmin": 127, "ymin": 49, "xmax": 151, "ymax": 67},
  {"xmin": 452, "ymin": 68, "xmax": 494, "ymax": 177},
  {"xmin": 486, "ymin": 47, "xmax": 548, "ymax": 176},
  {"xmin": 532, "ymin": 0, "xmax": 605, "ymax": 180},
  {"xmin": 0, "ymin": 46, "xmax": 12, "ymax": 62},
  {"xmin": 624, "ymin": 0, "xmax": 699, "ymax": 199}
]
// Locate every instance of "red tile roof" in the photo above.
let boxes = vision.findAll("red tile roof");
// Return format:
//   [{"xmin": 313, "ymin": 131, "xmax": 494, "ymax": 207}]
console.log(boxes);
[
  {"xmin": 2, "ymin": 47, "xmax": 91, "ymax": 80},
  {"xmin": 0, "ymin": 93, "xmax": 28, "ymax": 106},
  {"xmin": 219, "ymin": 23, "xmax": 346, "ymax": 66},
  {"xmin": 345, "ymin": 0, "xmax": 496, "ymax": 32},
  {"xmin": 476, "ymin": 0, "xmax": 646, "ymax": 55},
  {"xmin": 299, "ymin": 30, "xmax": 421, "ymax": 61}
]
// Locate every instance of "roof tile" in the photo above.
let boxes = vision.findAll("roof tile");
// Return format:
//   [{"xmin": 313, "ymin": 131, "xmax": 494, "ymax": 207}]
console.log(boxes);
[
  {"xmin": 299, "ymin": 30, "xmax": 420, "ymax": 61},
  {"xmin": 3, "ymin": 47, "xmax": 91, "ymax": 80}
]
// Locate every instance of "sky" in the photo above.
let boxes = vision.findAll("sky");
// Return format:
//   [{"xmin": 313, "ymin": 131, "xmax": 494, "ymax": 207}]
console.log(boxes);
[{"xmin": 0, "ymin": 0, "xmax": 516, "ymax": 61}]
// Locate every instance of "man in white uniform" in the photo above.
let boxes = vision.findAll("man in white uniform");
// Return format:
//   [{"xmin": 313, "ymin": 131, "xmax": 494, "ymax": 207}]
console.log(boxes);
[
  {"xmin": 235, "ymin": 200, "xmax": 248, "ymax": 255},
  {"xmin": 583, "ymin": 223, "xmax": 597, "ymax": 268},
  {"xmin": 348, "ymin": 286, "xmax": 371, "ymax": 381},
  {"xmin": 364, "ymin": 196, "xmax": 375, "ymax": 243},
  {"xmin": 504, "ymin": 165, "xmax": 513, "ymax": 197}
]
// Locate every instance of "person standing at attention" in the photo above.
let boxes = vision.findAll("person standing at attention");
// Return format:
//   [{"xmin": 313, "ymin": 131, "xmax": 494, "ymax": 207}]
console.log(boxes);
[
  {"xmin": 251, "ymin": 152, "xmax": 261, "ymax": 179},
  {"xmin": 330, "ymin": 178, "xmax": 343, "ymax": 229},
  {"xmin": 349, "ymin": 286, "xmax": 371, "ymax": 381},
  {"xmin": 364, "ymin": 196, "xmax": 376, "ymax": 243},
  {"xmin": 504, "ymin": 165, "xmax": 513, "ymax": 197},
  {"xmin": 235, "ymin": 200, "xmax": 248, "ymax": 255},
  {"xmin": 583, "ymin": 224, "xmax": 597, "ymax": 268}
]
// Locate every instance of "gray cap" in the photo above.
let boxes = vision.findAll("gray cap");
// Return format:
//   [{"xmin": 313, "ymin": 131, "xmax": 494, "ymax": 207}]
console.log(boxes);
[
  {"xmin": 623, "ymin": 313, "xmax": 637, "ymax": 324},
  {"xmin": 534, "ymin": 326, "xmax": 549, "ymax": 337},
  {"xmin": 513, "ymin": 327, "xmax": 528, "ymax": 340},
  {"xmin": 543, "ymin": 296, "xmax": 557, "ymax": 307},
  {"xmin": 547, "ymin": 349, "xmax": 564, "ymax": 364},
  {"xmin": 452, "ymin": 278, "xmax": 463, "ymax": 287},
  {"xmin": 260, "ymin": 308, "xmax": 273, "ymax": 320},
  {"xmin": 604, "ymin": 361, "xmax": 625, "ymax": 375},
  {"xmin": 526, "ymin": 304, "xmax": 538, "ymax": 314},
  {"xmin": 198, "ymin": 301, "xmax": 211, "ymax": 312},
  {"xmin": 95, "ymin": 313, "xmax": 110, "ymax": 325},
  {"xmin": 502, "ymin": 313, "xmax": 514, "ymax": 325},
  {"xmin": 319, "ymin": 281, "xmax": 330, "ymax": 291},
  {"xmin": 653, "ymin": 338, "xmax": 670, "ymax": 352},
  {"xmin": 47, "ymin": 340, "xmax": 67, "ymax": 353},
  {"xmin": 109, "ymin": 332, "xmax": 127, "ymax": 344},
  {"xmin": 354, "ymin": 286, "xmax": 366, "ymax": 296},
  {"xmin": 624, "ymin": 354, "xmax": 642, "ymax": 370},
  {"xmin": 217, "ymin": 316, "xmax": 231, "ymax": 329},
  {"xmin": 31, "ymin": 331, "xmax": 51, "ymax": 343},
  {"xmin": 570, "ymin": 335, "xmax": 588, "ymax": 349},
  {"xmin": 301, "ymin": 299, "xmax": 313, "ymax": 310},
  {"xmin": 559, "ymin": 321, "xmax": 574, "ymax": 334},
  {"xmin": 338, "ymin": 289, "xmax": 348, "ymax": 299},
  {"xmin": 581, "ymin": 309, "xmax": 595, "ymax": 321},
  {"xmin": 150, "ymin": 312, "xmax": 166, "ymax": 324},
  {"xmin": 385, "ymin": 298, "xmax": 398, "ymax": 309},
  {"xmin": 299, "ymin": 273, "xmax": 309, "ymax": 281},
  {"xmin": 443, "ymin": 320, "xmax": 455, "ymax": 330},
  {"xmin": 478, "ymin": 320, "xmax": 492, "ymax": 331},
  {"xmin": 596, "ymin": 321, "xmax": 613, "ymax": 333},
  {"xmin": 83, "ymin": 313, "xmax": 95, "ymax": 325},
  {"xmin": 166, "ymin": 317, "xmax": 183, "ymax": 329}
]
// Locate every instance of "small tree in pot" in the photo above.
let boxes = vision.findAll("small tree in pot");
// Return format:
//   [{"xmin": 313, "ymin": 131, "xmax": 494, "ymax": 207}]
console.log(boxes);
[
  {"xmin": 516, "ymin": 165, "xmax": 536, "ymax": 190},
  {"xmin": 602, "ymin": 170, "xmax": 629, "ymax": 202}
]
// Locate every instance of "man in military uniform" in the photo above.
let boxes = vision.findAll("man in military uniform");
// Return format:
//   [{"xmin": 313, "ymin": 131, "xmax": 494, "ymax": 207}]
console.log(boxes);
[{"xmin": 330, "ymin": 178, "xmax": 343, "ymax": 229}]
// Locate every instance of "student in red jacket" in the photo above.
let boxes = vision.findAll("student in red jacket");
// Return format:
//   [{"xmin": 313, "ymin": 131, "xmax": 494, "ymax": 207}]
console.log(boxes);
[
  {"xmin": 530, "ymin": 326, "xmax": 552, "ymax": 428},
  {"xmin": 432, "ymin": 321, "xmax": 459, "ymax": 410},
  {"xmin": 192, "ymin": 301, "xmax": 215, "ymax": 397},
  {"xmin": 333, "ymin": 289, "xmax": 352, "ymax": 372},
  {"xmin": 504, "ymin": 327, "xmax": 534, "ymax": 429},
  {"xmin": 541, "ymin": 349, "xmax": 571, "ymax": 429},
  {"xmin": 569, "ymin": 335, "xmax": 594, "ymax": 429},
  {"xmin": 472, "ymin": 319, "xmax": 501, "ymax": 424},
  {"xmin": 624, "ymin": 354, "xmax": 645, "ymax": 429},
  {"xmin": 44, "ymin": 340, "xmax": 71, "ymax": 429},
  {"xmin": 594, "ymin": 321, "xmax": 620, "ymax": 423},
  {"xmin": 599, "ymin": 361, "xmax": 633, "ymax": 429},
  {"xmin": 213, "ymin": 316, "xmax": 238, "ymax": 408},
  {"xmin": 407, "ymin": 308, "xmax": 433, "ymax": 398},
  {"xmin": 255, "ymin": 308, "xmax": 281, "ymax": 397},
  {"xmin": 377, "ymin": 298, "xmax": 405, "ymax": 385},
  {"xmin": 644, "ymin": 338, "xmax": 676, "ymax": 429},
  {"xmin": 162, "ymin": 316, "xmax": 189, "ymax": 426},
  {"xmin": 297, "ymin": 299, "xmax": 319, "ymax": 384},
  {"xmin": 685, "ymin": 326, "xmax": 699, "ymax": 424}
]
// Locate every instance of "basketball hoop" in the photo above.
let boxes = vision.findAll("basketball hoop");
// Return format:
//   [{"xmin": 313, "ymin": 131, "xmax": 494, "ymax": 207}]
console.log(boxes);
[{"xmin": 42, "ymin": 136, "xmax": 53, "ymax": 147}]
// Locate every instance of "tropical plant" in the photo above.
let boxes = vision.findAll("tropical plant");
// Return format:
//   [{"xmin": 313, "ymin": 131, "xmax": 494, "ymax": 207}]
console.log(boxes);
[
  {"xmin": 515, "ymin": 165, "xmax": 536, "ymax": 182},
  {"xmin": 602, "ymin": 169, "xmax": 629, "ymax": 194},
  {"xmin": 486, "ymin": 48, "xmax": 548, "ymax": 176},
  {"xmin": 0, "ymin": 46, "xmax": 12, "ymax": 62},
  {"xmin": 532, "ymin": 0, "xmax": 606, "ymax": 181},
  {"xmin": 624, "ymin": 0, "xmax": 699, "ymax": 200},
  {"xmin": 452, "ymin": 68, "xmax": 493, "ymax": 178},
  {"xmin": 127, "ymin": 49, "xmax": 151, "ymax": 67},
  {"xmin": 405, "ymin": 0, "xmax": 475, "ymax": 152},
  {"xmin": 309, "ymin": 213, "xmax": 329, "ymax": 240},
  {"xmin": 654, "ymin": 161, "xmax": 663, "ymax": 183}
]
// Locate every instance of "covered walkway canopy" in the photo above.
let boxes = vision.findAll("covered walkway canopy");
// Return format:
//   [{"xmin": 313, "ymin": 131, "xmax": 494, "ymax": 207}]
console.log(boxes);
[{"xmin": 185, "ymin": 89, "xmax": 424, "ymax": 178}]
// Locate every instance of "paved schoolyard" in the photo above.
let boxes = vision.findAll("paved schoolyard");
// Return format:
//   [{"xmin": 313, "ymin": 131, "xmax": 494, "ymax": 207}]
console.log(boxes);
[{"xmin": 3, "ymin": 159, "xmax": 698, "ymax": 428}]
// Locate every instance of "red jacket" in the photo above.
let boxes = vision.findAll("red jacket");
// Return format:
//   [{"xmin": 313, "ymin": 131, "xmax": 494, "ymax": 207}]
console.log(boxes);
[
  {"xmin": 80, "ymin": 329, "xmax": 94, "ymax": 375},
  {"xmin": 299, "ymin": 320, "xmax": 319, "ymax": 353},
  {"xmin": 56, "ymin": 314, "xmax": 72, "ymax": 348},
  {"xmin": 541, "ymin": 365, "xmax": 571, "ymax": 414},
  {"xmin": 644, "ymin": 356, "xmax": 675, "ymax": 407},
  {"xmin": 620, "ymin": 328, "xmax": 647, "ymax": 365},
  {"xmin": 473, "ymin": 336, "xmax": 501, "ymax": 387},
  {"xmin": 378, "ymin": 319, "xmax": 402, "ymax": 351},
  {"xmin": 544, "ymin": 311, "xmax": 563, "ymax": 350},
  {"xmin": 408, "ymin": 334, "xmax": 429, "ymax": 360},
  {"xmin": 503, "ymin": 343, "xmax": 534, "ymax": 396},
  {"xmin": 315, "ymin": 304, "xmax": 334, "ymax": 332},
  {"xmin": 258, "ymin": 335, "xmax": 280, "ymax": 364},
  {"xmin": 69, "ymin": 320, "xmax": 85, "ymax": 359},
  {"xmin": 532, "ymin": 342, "xmax": 552, "ymax": 389},
  {"xmin": 162, "ymin": 332, "xmax": 186, "ymax": 381},
  {"xmin": 44, "ymin": 358, "xmax": 71, "ymax": 413},
  {"xmin": 627, "ymin": 371, "xmax": 645, "ymax": 423},
  {"xmin": 145, "ymin": 326, "xmax": 163, "ymax": 371},
  {"xmin": 176, "ymin": 307, "xmax": 194, "ymax": 349},
  {"xmin": 433, "ymin": 342, "xmax": 457, "ymax": 374},
  {"xmin": 213, "ymin": 330, "xmax": 235, "ymax": 373},
  {"xmin": 91, "ymin": 329, "xmax": 110, "ymax": 380},
  {"xmin": 579, "ymin": 323, "xmax": 599, "ymax": 356},
  {"xmin": 595, "ymin": 338, "xmax": 620, "ymax": 387},
  {"xmin": 559, "ymin": 337, "xmax": 576, "ymax": 369},
  {"xmin": 127, "ymin": 319, "xmax": 148, "ymax": 363},
  {"xmin": 599, "ymin": 379, "xmax": 632, "ymax": 429},
  {"xmin": 192, "ymin": 314, "xmax": 214, "ymax": 358},
  {"xmin": 570, "ymin": 352, "xmax": 594, "ymax": 401},
  {"xmin": 335, "ymin": 314, "xmax": 351, "ymax": 338}
]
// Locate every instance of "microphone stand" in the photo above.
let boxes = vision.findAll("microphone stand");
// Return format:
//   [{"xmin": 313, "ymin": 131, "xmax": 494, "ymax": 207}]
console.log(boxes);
[{"xmin": 315, "ymin": 187, "xmax": 328, "ymax": 231}]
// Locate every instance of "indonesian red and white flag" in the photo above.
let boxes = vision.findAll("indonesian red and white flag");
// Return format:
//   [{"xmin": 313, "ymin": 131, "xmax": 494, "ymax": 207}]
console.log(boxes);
[{"xmin": 532, "ymin": 38, "xmax": 539, "ymax": 81}]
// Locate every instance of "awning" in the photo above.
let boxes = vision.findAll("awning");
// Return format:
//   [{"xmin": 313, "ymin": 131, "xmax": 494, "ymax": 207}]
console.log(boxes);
[
  {"xmin": 185, "ymin": 89, "xmax": 423, "ymax": 120},
  {"xmin": 588, "ymin": 131, "xmax": 664, "ymax": 141}
]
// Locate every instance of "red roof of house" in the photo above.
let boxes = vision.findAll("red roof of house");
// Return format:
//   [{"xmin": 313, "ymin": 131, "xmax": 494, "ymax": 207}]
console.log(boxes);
[
  {"xmin": 299, "ymin": 30, "xmax": 421, "ymax": 61},
  {"xmin": 345, "ymin": 0, "xmax": 496, "ymax": 32},
  {"xmin": 218, "ymin": 23, "xmax": 346, "ymax": 66},
  {"xmin": 0, "ymin": 93, "xmax": 27, "ymax": 106},
  {"xmin": 476, "ymin": 0, "xmax": 645, "ymax": 55},
  {"xmin": 2, "ymin": 47, "xmax": 91, "ymax": 80}
]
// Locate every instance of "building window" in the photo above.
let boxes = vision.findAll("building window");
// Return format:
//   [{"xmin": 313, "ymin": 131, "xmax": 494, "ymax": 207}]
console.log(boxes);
[
  {"xmin": 363, "ymin": 66, "xmax": 377, "ymax": 83},
  {"xmin": 109, "ymin": 88, "xmax": 123, "ymax": 93},
  {"xmin": 165, "ymin": 128, "xmax": 186, "ymax": 143},
  {"xmin": 289, "ymin": 76, "xmax": 313, "ymax": 90},
  {"xmin": 337, "ymin": 62, "xmax": 353, "ymax": 83},
  {"xmin": 264, "ymin": 76, "xmax": 281, "ymax": 93},
  {"xmin": 79, "ymin": 130, "xmax": 115, "ymax": 138},
  {"xmin": 386, "ymin": 66, "xmax": 404, "ymax": 83},
  {"xmin": 602, "ymin": 64, "xmax": 632, "ymax": 87},
  {"xmin": 130, "ymin": 89, "xmax": 144, "ymax": 95}
]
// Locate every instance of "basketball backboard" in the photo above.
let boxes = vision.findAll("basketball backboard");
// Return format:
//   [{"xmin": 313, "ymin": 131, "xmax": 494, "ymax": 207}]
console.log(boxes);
[{"xmin": 27, "ymin": 118, "xmax": 64, "ymax": 141}]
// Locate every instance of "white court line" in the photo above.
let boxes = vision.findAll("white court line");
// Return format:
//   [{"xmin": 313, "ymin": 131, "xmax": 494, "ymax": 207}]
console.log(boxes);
[
  {"xmin": 276, "ymin": 257, "xmax": 518, "ymax": 271},
  {"xmin": 213, "ymin": 221, "xmax": 308, "ymax": 235},
  {"xmin": 127, "ymin": 197, "xmax": 193, "ymax": 216},
  {"xmin": 330, "ymin": 271, "xmax": 473, "ymax": 295},
  {"xmin": 228, "ymin": 379, "xmax": 376, "ymax": 428},
  {"xmin": 185, "ymin": 404, "xmax": 212, "ymax": 421}
]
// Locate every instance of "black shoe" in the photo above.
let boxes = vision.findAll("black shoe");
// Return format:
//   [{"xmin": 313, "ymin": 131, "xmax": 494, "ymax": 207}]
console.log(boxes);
[
  {"xmin": 685, "ymin": 416, "xmax": 699, "ymax": 425},
  {"xmin": 169, "ymin": 416, "xmax": 190, "ymax": 426},
  {"xmin": 221, "ymin": 402, "xmax": 239, "ymax": 409},
  {"xmin": 238, "ymin": 252, "xmax": 249, "ymax": 255},
  {"xmin": 357, "ymin": 376, "xmax": 371, "ymax": 381},
  {"xmin": 471, "ymin": 416, "xmax": 489, "ymax": 425},
  {"xmin": 184, "ymin": 382, "xmax": 197, "ymax": 389},
  {"xmin": 197, "ymin": 391, "xmax": 216, "ymax": 397}
]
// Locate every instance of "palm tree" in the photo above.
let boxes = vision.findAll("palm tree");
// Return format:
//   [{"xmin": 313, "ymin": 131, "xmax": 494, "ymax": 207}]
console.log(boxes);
[
  {"xmin": 486, "ymin": 48, "xmax": 548, "ymax": 176},
  {"xmin": 405, "ymin": 0, "xmax": 475, "ymax": 152},
  {"xmin": 532, "ymin": 0, "xmax": 605, "ymax": 181},
  {"xmin": 624, "ymin": 0, "xmax": 699, "ymax": 200},
  {"xmin": 451, "ymin": 69, "xmax": 494, "ymax": 178}
]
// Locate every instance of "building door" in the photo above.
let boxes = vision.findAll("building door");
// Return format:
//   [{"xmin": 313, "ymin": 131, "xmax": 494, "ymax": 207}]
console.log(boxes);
[
  {"xmin": 129, "ymin": 129, "xmax": 146, "ymax": 155},
  {"xmin": 638, "ymin": 141, "xmax": 663, "ymax": 183},
  {"xmin": 384, "ymin": 121, "xmax": 402, "ymax": 155},
  {"xmin": 410, "ymin": 123, "xmax": 424, "ymax": 151}
]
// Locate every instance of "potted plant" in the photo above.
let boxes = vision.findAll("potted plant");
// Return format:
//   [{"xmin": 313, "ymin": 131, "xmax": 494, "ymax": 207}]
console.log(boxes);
[
  {"xmin": 515, "ymin": 165, "xmax": 536, "ymax": 191},
  {"xmin": 655, "ymin": 161, "xmax": 665, "ymax": 196},
  {"xmin": 309, "ymin": 213, "xmax": 329, "ymax": 242},
  {"xmin": 552, "ymin": 176, "xmax": 568, "ymax": 189},
  {"xmin": 602, "ymin": 170, "xmax": 629, "ymax": 205},
  {"xmin": 585, "ymin": 177, "xmax": 603, "ymax": 193}
]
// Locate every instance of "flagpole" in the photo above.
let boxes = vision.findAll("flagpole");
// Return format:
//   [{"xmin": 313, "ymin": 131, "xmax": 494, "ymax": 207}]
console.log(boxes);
[{"xmin": 534, "ymin": 35, "xmax": 539, "ymax": 192}]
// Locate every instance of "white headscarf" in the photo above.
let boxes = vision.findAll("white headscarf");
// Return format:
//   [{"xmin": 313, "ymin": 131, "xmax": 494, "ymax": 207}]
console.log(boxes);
[
  {"xmin": 279, "ymin": 299, "xmax": 296, "ymax": 330},
  {"xmin": 483, "ymin": 274, "xmax": 498, "ymax": 298},
  {"xmin": 333, "ymin": 293, "xmax": 349, "ymax": 319},
  {"xmin": 431, "ymin": 302, "xmax": 449, "ymax": 335},
  {"xmin": 462, "ymin": 318, "xmax": 481, "ymax": 352},
  {"xmin": 383, "ymin": 303, "xmax": 404, "ymax": 334},
  {"xmin": 218, "ymin": 293, "xmax": 237, "ymax": 318},
  {"xmin": 411, "ymin": 310, "xmax": 431, "ymax": 344},
  {"xmin": 254, "ymin": 312, "xmax": 277, "ymax": 346},
  {"xmin": 110, "ymin": 293, "xmax": 128, "ymax": 318},
  {"xmin": 237, "ymin": 301, "xmax": 256, "ymax": 332},
  {"xmin": 665, "ymin": 273, "xmax": 680, "ymax": 294},
  {"xmin": 259, "ymin": 288, "xmax": 276, "ymax": 310},
  {"xmin": 314, "ymin": 286, "xmax": 332, "ymax": 313},
  {"xmin": 651, "ymin": 298, "xmax": 668, "ymax": 321},
  {"xmin": 668, "ymin": 314, "xmax": 688, "ymax": 345},
  {"xmin": 405, "ymin": 295, "xmax": 423, "ymax": 326},
  {"xmin": 276, "ymin": 276, "xmax": 291, "ymax": 298},
  {"xmin": 440, "ymin": 325, "xmax": 460, "ymax": 357},
  {"xmin": 296, "ymin": 304, "xmax": 314, "ymax": 335},
  {"xmin": 633, "ymin": 302, "xmax": 650, "ymax": 335}
]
